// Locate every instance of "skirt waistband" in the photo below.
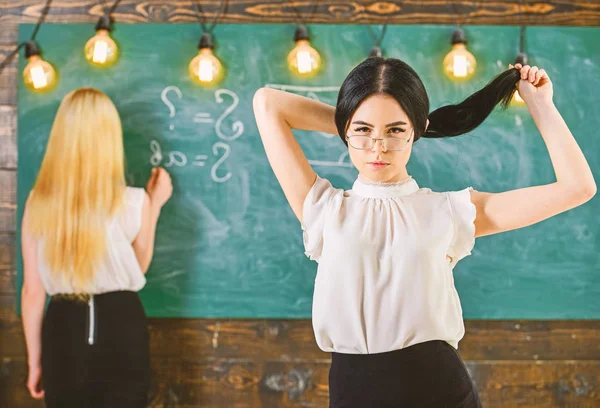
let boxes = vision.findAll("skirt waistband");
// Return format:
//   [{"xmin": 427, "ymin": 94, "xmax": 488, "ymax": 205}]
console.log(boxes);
[
  {"xmin": 52, "ymin": 290, "xmax": 137, "ymax": 303},
  {"xmin": 331, "ymin": 340, "xmax": 454, "ymax": 368}
]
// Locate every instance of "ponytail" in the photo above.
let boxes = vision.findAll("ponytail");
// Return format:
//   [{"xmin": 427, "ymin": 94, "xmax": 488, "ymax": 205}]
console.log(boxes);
[
  {"xmin": 335, "ymin": 58, "xmax": 521, "ymax": 144},
  {"xmin": 423, "ymin": 69, "xmax": 521, "ymax": 139}
]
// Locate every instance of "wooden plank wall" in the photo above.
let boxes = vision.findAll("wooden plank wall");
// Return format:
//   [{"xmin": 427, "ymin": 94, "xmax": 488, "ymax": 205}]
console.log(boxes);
[{"xmin": 1, "ymin": 1, "xmax": 600, "ymax": 407}]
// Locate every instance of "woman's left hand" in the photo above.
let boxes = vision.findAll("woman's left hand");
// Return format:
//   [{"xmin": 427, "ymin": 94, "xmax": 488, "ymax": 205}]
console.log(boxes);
[
  {"xmin": 508, "ymin": 63, "xmax": 553, "ymax": 105},
  {"xmin": 26, "ymin": 364, "xmax": 44, "ymax": 399}
]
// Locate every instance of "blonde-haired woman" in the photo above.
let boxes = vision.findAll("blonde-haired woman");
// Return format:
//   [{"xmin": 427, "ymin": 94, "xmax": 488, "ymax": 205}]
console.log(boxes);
[{"xmin": 21, "ymin": 88, "xmax": 172, "ymax": 407}]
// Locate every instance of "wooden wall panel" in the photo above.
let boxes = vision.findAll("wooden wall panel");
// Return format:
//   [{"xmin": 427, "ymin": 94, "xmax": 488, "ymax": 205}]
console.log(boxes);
[{"xmin": 0, "ymin": 0, "xmax": 598, "ymax": 45}]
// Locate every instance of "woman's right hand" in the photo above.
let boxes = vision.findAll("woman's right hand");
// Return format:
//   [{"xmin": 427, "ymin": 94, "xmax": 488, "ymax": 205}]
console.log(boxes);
[
  {"xmin": 146, "ymin": 167, "xmax": 173, "ymax": 209},
  {"xmin": 26, "ymin": 364, "xmax": 44, "ymax": 399}
]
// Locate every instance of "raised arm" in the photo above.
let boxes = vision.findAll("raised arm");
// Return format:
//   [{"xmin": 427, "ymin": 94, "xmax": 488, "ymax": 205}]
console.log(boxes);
[
  {"xmin": 253, "ymin": 88, "xmax": 337, "ymax": 221},
  {"xmin": 133, "ymin": 167, "xmax": 172, "ymax": 272},
  {"xmin": 472, "ymin": 64, "xmax": 596, "ymax": 237}
]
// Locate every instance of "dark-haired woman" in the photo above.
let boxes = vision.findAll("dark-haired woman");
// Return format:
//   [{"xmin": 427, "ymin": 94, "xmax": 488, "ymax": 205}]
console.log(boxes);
[{"xmin": 252, "ymin": 60, "xmax": 596, "ymax": 407}]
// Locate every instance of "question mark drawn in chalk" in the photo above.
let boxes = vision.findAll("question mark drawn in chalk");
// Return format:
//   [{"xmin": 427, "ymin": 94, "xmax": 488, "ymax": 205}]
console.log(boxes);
[{"xmin": 161, "ymin": 86, "xmax": 183, "ymax": 131}]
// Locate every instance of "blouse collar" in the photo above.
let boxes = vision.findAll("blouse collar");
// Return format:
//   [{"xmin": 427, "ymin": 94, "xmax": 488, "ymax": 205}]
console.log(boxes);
[{"xmin": 352, "ymin": 176, "xmax": 420, "ymax": 199}]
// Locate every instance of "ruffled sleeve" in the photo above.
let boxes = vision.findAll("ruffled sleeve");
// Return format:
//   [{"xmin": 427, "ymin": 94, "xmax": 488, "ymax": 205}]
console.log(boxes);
[
  {"xmin": 301, "ymin": 176, "xmax": 340, "ymax": 262},
  {"xmin": 120, "ymin": 187, "xmax": 146, "ymax": 243},
  {"xmin": 446, "ymin": 188, "xmax": 477, "ymax": 267}
]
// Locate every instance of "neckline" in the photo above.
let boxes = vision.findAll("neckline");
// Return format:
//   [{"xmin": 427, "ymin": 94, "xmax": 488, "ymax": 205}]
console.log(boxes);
[{"xmin": 352, "ymin": 176, "xmax": 420, "ymax": 199}]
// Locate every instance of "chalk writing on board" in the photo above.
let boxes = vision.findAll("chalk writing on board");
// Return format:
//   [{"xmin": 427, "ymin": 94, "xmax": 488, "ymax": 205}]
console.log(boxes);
[
  {"xmin": 149, "ymin": 140, "xmax": 232, "ymax": 183},
  {"xmin": 215, "ymin": 89, "xmax": 244, "ymax": 142},
  {"xmin": 194, "ymin": 113, "xmax": 214, "ymax": 124},
  {"xmin": 309, "ymin": 151, "xmax": 353, "ymax": 168},
  {"xmin": 265, "ymin": 84, "xmax": 353, "ymax": 169},
  {"xmin": 159, "ymin": 87, "xmax": 245, "ymax": 142},
  {"xmin": 160, "ymin": 86, "xmax": 183, "ymax": 131}
]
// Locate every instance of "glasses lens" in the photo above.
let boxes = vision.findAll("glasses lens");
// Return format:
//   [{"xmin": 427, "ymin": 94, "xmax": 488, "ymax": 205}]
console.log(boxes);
[
  {"xmin": 385, "ymin": 137, "xmax": 410, "ymax": 151},
  {"xmin": 348, "ymin": 136, "xmax": 372, "ymax": 150}
]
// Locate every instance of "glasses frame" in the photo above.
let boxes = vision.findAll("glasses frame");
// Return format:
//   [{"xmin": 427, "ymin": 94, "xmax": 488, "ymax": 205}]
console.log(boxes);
[{"xmin": 345, "ymin": 129, "xmax": 414, "ymax": 152}]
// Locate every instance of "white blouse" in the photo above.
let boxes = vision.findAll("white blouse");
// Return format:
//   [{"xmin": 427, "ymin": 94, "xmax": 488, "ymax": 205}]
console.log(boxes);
[
  {"xmin": 302, "ymin": 176, "xmax": 476, "ymax": 354},
  {"xmin": 36, "ymin": 187, "xmax": 147, "ymax": 295}
]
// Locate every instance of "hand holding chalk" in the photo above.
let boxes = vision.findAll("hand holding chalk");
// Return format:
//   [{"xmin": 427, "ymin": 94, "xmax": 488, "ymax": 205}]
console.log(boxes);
[
  {"xmin": 146, "ymin": 167, "xmax": 173, "ymax": 209},
  {"xmin": 509, "ymin": 63, "xmax": 553, "ymax": 105}
]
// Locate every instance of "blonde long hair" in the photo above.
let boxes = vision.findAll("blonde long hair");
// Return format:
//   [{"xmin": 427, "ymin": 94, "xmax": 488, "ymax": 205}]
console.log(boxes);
[{"xmin": 27, "ymin": 88, "xmax": 126, "ymax": 292}]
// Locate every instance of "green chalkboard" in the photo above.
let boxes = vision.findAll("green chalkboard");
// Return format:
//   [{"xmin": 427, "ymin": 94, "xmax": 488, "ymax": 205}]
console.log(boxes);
[{"xmin": 16, "ymin": 24, "xmax": 599, "ymax": 318}]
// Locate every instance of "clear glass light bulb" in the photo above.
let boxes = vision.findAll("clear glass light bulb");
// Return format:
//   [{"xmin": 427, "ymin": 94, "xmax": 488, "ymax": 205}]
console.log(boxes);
[
  {"xmin": 84, "ymin": 29, "xmax": 118, "ymax": 66},
  {"xmin": 443, "ymin": 43, "xmax": 476, "ymax": 81},
  {"xmin": 23, "ymin": 55, "xmax": 57, "ymax": 91},
  {"xmin": 188, "ymin": 48, "xmax": 224, "ymax": 86},
  {"xmin": 288, "ymin": 40, "xmax": 321, "ymax": 77},
  {"xmin": 514, "ymin": 90, "xmax": 525, "ymax": 104}
]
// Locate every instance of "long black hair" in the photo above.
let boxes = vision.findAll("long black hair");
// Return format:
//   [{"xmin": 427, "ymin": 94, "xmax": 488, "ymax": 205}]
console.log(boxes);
[{"xmin": 335, "ymin": 57, "xmax": 521, "ymax": 144}]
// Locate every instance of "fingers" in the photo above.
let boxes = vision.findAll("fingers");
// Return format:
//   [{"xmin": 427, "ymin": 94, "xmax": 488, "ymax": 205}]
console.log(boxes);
[
  {"xmin": 528, "ymin": 66, "xmax": 539, "ymax": 83},
  {"xmin": 146, "ymin": 167, "xmax": 159, "ymax": 190},
  {"xmin": 27, "ymin": 381, "xmax": 44, "ymax": 399},
  {"xmin": 535, "ymin": 69, "xmax": 548, "ymax": 86},
  {"xmin": 513, "ymin": 64, "xmax": 550, "ymax": 87},
  {"xmin": 156, "ymin": 168, "xmax": 172, "ymax": 187}
]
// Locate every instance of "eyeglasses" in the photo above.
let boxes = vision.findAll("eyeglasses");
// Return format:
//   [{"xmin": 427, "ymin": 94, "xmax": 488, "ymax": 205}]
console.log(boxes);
[{"xmin": 345, "ymin": 129, "xmax": 413, "ymax": 152}]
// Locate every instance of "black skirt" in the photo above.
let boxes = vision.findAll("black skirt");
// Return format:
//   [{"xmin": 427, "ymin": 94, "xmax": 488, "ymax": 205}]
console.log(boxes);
[
  {"xmin": 42, "ymin": 290, "xmax": 150, "ymax": 408},
  {"xmin": 329, "ymin": 340, "xmax": 482, "ymax": 408}
]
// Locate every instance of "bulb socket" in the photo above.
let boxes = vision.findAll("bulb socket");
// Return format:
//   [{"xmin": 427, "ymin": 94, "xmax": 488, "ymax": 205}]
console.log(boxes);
[
  {"xmin": 95, "ymin": 15, "xmax": 113, "ymax": 32},
  {"xmin": 451, "ymin": 27, "xmax": 467, "ymax": 45},
  {"xmin": 24, "ymin": 41, "xmax": 41, "ymax": 58},
  {"xmin": 199, "ymin": 33, "xmax": 214, "ymax": 50},
  {"xmin": 514, "ymin": 52, "xmax": 528, "ymax": 66},
  {"xmin": 369, "ymin": 46, "xmax": 382, "ymax": 58},
  {"xmin": 294, "ymin": 25, "xmax": 310, "ymax": 42}
]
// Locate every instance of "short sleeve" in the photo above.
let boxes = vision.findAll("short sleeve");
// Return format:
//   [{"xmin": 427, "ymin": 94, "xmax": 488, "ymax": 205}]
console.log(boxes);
[
  {"xmin": 301, "ymin": 176, "xmax": 341, "ymax": 262},
  {"xmin": 119, "ymin": 187, "xmax": 146, "ymax": 243},
  {"xmin": 446, "ymin": 188, "xmax": 476, "ymax": 267}
]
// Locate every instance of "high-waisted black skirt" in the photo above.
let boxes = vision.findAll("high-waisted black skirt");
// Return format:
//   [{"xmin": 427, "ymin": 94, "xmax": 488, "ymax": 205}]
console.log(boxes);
[
  {"xmin": 329, "ymin": 340, "xmax": 482, "ymax": 408},
  {"xmin": 42, "ymin": 290, "xmax": 150, "ymax": 408}
]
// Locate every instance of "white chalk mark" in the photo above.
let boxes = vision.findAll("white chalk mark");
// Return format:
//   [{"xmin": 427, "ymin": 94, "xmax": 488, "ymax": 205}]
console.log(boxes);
[
  {"xmin": 192, "ymin": 154, "xmax": 209, "ymax": 167},
  {"xmin": 211, "ymin": 142, "xmax": 232, "ymax": 183},
  {"xmin": 150, "ymin": 140, "xmax": 163, "ymax": 166},
  {"xmin": 309, "ymin": 160, "xmax": 354, "ymax": 168},
  {"xmin": 308, "ymin": 151, "xmax": 353, "ymax": 168},
  {"xmin": 194, "ymin": 112, "xmax": 214, "ymax": 124},
  {"xmin": 165, "ymin": 151, "xmax": 187, "ymax": 167},
  {"xmin": 215, "ymin": 89, "xmax": 244, "ymax": 142},
  {"xmin": 265, "ymin": 84, "xmax": 340, "ymax": 92},
  {"xmin": 160, "ymin": 86, "xmax": 182, "ymax": 132}
]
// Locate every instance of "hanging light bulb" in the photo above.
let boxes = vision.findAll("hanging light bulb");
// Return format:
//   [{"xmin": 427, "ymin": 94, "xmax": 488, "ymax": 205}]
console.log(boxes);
[
  {"xmin": 443, "ymin": 28, "xmax": 476, "ymax": 81},
  {"xmin": 512, "ymin": 52, "xmax": 528, "ymax": 105},
  {"xmin": 22, "ymin": 41, "xmax": 57, "ymax": 92},
  {"xmin": 84, "ymin": 15, "xmax": 119, "ymax": 67},
  {"xmin": 369, "ymin": 46, "xmax": 383, "ymax": 58},
  {"xmin": 287, "ymin": 25, "xmax": 321, "ymax": 77},
  {"xmin": 189, "ymin": 33, "xmax": 224, "ymax": 86}
]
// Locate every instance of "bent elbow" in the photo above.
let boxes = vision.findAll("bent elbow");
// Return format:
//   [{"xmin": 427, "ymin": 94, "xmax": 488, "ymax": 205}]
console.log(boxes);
[
  {"xmin": 253, "ymin": 87, "xmax": 271, "ymax": 113},
  {"xmin": 569, "ymin": 182, "xmax": 597, "ymax": 206},
  {"xmin": 579, "ymin": 182, "xmax": 597, "ymax": 202}
]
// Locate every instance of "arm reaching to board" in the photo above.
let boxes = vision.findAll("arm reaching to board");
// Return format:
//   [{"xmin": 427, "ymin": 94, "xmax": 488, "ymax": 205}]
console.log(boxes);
[{"xmin": 133, "ymin": 167, "xmax": 173, "ymax": 272}]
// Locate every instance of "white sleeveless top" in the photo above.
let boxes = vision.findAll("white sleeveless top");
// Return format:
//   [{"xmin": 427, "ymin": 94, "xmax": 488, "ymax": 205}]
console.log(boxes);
[
  {"xmin": 36, "ymin": 187, "xmax": 147, "ymax": 295},
  {"xmin": 302, "ymin": 176, "xmax": 476, "ymax": 354}
]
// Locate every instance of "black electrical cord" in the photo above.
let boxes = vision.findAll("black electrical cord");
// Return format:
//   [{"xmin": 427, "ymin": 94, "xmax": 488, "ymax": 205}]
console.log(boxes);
[{"xmin": 0, "ymin": 0, "xmax": 53, "ymax": 73}]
